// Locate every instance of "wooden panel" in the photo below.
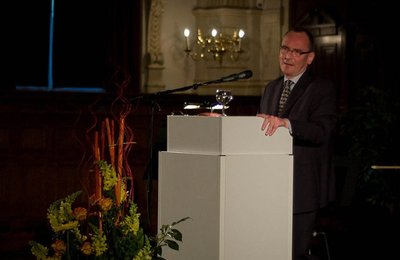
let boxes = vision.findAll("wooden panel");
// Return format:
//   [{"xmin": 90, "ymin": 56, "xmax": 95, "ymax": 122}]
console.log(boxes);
[{"xmin": 0, "ymin": 128, "xmax": 10, "ymax": 150}]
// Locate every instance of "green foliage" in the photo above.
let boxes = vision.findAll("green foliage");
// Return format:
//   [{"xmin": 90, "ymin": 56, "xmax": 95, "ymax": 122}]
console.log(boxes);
[{"xmin": 151, "ymin": 217, "xmax": 191, "ymax": 260}]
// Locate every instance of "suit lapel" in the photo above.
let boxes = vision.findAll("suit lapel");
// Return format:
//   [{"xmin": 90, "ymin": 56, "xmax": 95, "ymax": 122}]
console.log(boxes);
[
  {"xmin": 282, "ymin": 71, "xmax": 313, "ymax": 115},
  {"xmin": 272, "ymin": 78, "xmax": 285, "ymax": 114}
]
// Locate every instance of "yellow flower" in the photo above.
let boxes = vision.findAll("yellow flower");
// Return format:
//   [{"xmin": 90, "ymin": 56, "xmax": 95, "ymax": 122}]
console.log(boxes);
[
  {"xmin": 92, "ymin": 231, "xmax": 108, "ymax": 256},
  {"xmin": 97, "ymin": 160, "xmax": 117, "ymax": 190},
  {"xmin": 81, "ymin": 241, "xmax": 93, "ymax": 255},
  {"xmin": 51, "ymin": 240, "xmax": 66, "ymax": 256},
  {"xmin": 120, "ymin": 181, "xmax": 127, "ymax": 203},
  {"xmin": 73, "ymin": 207, "xmax": 87, "ymax": 221},
  {"xmin": 133, "ymin": 239, "xmax": 152, "ymax": 260},
  {"xmin": 121, "ymin": 204, "xmax": 140, "ymax": 235},
  {"xmin": 98, "ymin": 197, "xmax": 113, "ymax": 212},
  {"xmin": 52, "ymin": 221, "xmax": 79, "ymax": 232}
]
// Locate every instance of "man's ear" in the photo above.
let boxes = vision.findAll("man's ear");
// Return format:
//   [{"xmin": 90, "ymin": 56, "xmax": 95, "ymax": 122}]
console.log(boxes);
[{"xmin": 307, "ymin": 52, "xmax": 315, "ymax": 65}]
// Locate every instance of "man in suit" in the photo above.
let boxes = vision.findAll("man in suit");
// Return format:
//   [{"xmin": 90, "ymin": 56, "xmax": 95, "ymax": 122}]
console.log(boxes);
[{"xmin": 258, "ymin": 27, "xmax": 337, "ymax": 260}]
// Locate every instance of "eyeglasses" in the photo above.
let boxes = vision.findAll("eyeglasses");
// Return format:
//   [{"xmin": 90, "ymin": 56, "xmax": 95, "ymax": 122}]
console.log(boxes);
[{"xmin": 280, "ymin": 45, "xmax": 312, "ymax": 57}]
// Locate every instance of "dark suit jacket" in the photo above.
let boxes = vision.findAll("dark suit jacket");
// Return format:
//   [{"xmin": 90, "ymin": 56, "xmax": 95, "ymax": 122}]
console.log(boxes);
[{"xmin": 259, "ymin": 70, "xmax": 337, "ymax": 214}]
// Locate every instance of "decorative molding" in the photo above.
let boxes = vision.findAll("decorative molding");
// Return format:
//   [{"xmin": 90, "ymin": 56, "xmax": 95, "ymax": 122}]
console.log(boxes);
[
  {"xmin": 147, "ymin": 0, "xmax": 164, "ymax": 65},
  {"xmin": 146, "ymin": 0, "xmax": 165, "ymax": 92}
]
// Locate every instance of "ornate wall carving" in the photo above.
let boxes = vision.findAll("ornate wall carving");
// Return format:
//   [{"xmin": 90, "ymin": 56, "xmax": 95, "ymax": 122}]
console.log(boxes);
[{"xmin": 146, "ymin": 0, "xmax": 165, "ymax": 92}]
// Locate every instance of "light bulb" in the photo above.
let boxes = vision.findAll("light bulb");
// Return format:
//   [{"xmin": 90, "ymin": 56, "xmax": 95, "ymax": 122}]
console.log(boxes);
[{"xmin": 184, "ymin": 28, "xmax": 190, "ymax": 37}]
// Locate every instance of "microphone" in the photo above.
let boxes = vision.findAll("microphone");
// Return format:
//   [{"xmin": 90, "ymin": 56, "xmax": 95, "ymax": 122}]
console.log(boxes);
[{"xmin": 220, "ymin": 70, "xmax": 253, "ymax": 82}]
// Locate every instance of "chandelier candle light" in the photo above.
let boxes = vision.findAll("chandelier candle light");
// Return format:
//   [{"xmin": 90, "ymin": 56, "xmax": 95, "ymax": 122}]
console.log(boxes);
[{"xmin": 184, "ymin": 27, "xmax": 245, "ymax": 64}]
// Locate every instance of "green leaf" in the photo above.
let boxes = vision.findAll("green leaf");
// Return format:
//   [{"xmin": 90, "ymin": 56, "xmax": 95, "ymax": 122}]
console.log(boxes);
[
  {"xmin": 160, "ymin": 224, "xmax": 169, "ymax": 233},
  {"xmin": 170, "ymin": 229, "xmax": 182, "ymax": 241},
  {"xmin": 171, "ymin": 216, "xmax": 190, "ymax": 226},
  {"xmin": 165, "ymin": 240, "xmax": 179, "ymax": 251}
]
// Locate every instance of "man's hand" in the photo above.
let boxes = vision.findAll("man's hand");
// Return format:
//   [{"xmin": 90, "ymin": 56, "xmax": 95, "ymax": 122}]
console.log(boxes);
[{"xmin": 257, "ymin": 113, "xmax": 289, "ymax": 136}]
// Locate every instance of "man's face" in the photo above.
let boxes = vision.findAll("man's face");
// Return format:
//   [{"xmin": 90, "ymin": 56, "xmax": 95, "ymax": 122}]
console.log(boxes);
[{"xmin": 279, "ymin": 31, "xmax": 315, "ymax": 78}]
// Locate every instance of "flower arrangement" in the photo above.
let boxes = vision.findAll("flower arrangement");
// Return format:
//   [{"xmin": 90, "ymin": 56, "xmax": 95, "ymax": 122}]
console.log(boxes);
[
  {"xmin": 29, "ymin": 164, "xmax": 188, "ymax": 259},
  {"xmin": 29, "ymin": 109, "xmax": 188, "ymax": 259}
]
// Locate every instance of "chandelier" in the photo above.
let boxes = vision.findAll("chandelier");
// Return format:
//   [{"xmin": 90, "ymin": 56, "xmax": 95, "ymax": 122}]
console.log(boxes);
[{"xmin": 183, "ymin": 28, "xmax": 245, "ymax": 64}]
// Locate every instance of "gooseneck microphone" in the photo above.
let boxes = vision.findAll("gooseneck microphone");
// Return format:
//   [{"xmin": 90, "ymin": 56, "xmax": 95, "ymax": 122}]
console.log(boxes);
[
  {"xmin": 220, "ymin": 70, "xmax": 253, "ymax": 82},
  {"xmin": 144, "ymin": 69, "xmax": 254, "ymax": 95}
]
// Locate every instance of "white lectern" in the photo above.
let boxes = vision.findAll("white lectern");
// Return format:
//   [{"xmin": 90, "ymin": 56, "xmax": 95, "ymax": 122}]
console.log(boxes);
[{"xmin": 158, "ymin": 116, "xmax": 293, "ymax": 260}]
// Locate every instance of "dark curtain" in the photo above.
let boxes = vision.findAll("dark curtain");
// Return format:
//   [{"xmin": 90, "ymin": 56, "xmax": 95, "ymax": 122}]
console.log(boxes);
[{"xmin": 106, "ymin": 0, "xmax": 142, "ymax": 95}]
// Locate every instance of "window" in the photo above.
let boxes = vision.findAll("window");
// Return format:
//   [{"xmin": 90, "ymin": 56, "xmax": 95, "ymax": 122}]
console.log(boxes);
[{"xmin": 16, "ymin": 0, "xmax": 141, "ymax": 94}]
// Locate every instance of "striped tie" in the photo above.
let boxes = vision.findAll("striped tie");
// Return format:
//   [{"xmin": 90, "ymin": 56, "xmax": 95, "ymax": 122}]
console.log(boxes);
[{"xmin": 278, "ymin": 80, "xmax": 293, "ymax": 116}]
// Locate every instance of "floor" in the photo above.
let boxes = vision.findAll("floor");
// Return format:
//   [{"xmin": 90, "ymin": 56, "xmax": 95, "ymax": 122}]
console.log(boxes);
[{"xmin": 309, "ymin": 204, "xmax": 400, "ymax": 260}]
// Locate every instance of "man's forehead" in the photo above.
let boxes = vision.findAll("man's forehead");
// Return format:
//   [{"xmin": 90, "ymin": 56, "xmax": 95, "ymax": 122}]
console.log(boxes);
[{"xmin": 282, "ymin": 33, "xmax": 309, "ymax": 46}]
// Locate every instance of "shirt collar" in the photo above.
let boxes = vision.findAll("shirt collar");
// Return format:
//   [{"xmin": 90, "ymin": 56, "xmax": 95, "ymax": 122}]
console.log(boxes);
[{"xmin": 284, "ymin": 71, "xmax": 305, "ymax": 87}]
